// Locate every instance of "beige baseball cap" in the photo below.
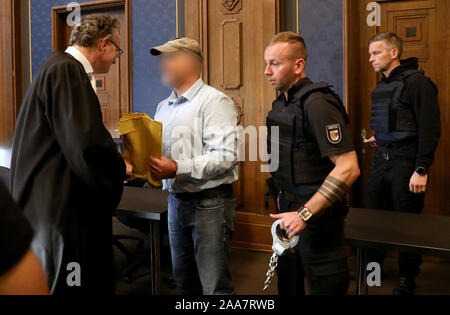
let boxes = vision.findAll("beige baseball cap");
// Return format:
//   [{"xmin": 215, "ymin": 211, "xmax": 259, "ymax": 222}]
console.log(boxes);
[{"xmin": 150, "ymin": 37, "xmax": 203, "ymax": 62}]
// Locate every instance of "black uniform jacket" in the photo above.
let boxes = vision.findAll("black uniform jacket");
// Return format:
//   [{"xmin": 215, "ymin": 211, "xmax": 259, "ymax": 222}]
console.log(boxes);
[
  {"xmin": 377, "ymin": 57, "xmax": 441, "ymax": 169},
  {"xmin": 10, "ymin": 52, "xmax": 125, "ymax": 294}
]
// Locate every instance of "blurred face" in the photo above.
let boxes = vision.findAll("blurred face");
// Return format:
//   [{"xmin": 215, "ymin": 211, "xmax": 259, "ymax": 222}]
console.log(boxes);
[
  {"xmin": 94, "ymin": 29, "xmax": 121, "ymax": 74},
  {"xmin": 264, "ymin": 42, "xmax": 305, "ymax": 93},
  {"xmin": 159, "ymin": 52, "xmax": 200, "ymax": 88},
  {"xmin": 369, "ymin": 40, "xmax": 399, "ymax": 74}
]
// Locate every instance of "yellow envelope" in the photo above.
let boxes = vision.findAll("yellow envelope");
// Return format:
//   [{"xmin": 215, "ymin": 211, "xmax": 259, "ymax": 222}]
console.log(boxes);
[{"xmin": 118, "ymin": 113, "xmax": 163, "ymax": 187}]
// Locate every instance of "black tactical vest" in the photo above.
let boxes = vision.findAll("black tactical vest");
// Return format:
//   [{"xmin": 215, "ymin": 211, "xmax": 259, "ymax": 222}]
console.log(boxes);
[
  {"xmin": 267, "ymin": 82, "xmax": 349, "ymax": 192},
  {"xmin": 370, "ymin": 69, "xmax": 422, "ymax": 141}
]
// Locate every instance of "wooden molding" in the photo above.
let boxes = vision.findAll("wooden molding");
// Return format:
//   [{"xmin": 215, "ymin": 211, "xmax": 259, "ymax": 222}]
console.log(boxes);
[
  {"xmin": 220, "ymin": 18, "xmax": 242, "ymax": 89},
  {"xmin": 0, "ymin": 0, "xmax": 23, "ymax": 145},
  {"xmin": 221, "ymin": 0, "xmax": 242, "ymax": 15},
  {"xmin": 184, "ymin": 0, "xmax": 210, "ymax": 83},
  {"xmin": 52, "ymin": 0, "xmax": 127, "ymax": 12},
  {"xmin": 231, "ymin": 211, "xmax": 275, "ymax": 253}
]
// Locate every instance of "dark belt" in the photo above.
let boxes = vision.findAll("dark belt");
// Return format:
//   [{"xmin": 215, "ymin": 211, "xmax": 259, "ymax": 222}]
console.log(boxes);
[{"xmin": 174, "ymin": 184, "xmax": 234, "ymax": 201}]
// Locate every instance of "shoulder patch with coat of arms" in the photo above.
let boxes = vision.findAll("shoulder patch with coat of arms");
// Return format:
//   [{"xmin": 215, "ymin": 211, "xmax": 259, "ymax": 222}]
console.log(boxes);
[{"xmin": 326, "ymin": 124, "xmax": 342, "ymax": 144}]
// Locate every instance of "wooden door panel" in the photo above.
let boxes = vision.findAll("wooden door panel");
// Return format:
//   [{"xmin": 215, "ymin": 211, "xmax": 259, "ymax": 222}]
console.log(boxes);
[{"xmin": 381, "ymin": 3, "xmax": 434, "ymax": 78}]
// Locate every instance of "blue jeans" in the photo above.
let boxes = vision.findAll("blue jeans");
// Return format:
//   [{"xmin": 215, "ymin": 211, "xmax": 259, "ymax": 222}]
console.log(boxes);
[{"xmin": 168, "ymin": 187, "xmax": 235, "ymax": 295}]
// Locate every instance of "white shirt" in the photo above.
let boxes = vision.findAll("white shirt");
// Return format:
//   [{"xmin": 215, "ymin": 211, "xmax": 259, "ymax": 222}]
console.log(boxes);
[
  {"xmin": 155, "ymin": 79, "xmax": 239, "ymax": 193},
  {"xmin": 65, "ymin": 46, "xmax": 97, "ymax": 94}
]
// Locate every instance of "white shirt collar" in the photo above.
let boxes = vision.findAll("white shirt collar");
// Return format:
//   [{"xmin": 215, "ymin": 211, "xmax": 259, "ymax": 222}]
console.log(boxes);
[
  {"xmin": 65, "ymin": 46, "xmax": 94, "ymax": 75},
  {"xmin": 169, "ymin": 79, "xmax": 204, "ymax": 104}
]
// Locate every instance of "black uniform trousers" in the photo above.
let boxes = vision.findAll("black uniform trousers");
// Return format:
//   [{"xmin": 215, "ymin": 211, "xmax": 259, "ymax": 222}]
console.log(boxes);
[
  {"xmin": 276, "ymin": 192, "xmax": 349, "ymax": 295},
  {"xmin": 366, "ymin": 151, "xmax": 425, "ymax": 279}
]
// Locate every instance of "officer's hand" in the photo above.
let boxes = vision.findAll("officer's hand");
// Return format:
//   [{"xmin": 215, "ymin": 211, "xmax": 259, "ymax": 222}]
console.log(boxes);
[
  {"xmin": 363, "ymin": 136, "xmax": 377, "ymax": 149},
  {"xmin": 410, "ymin": 172, "xmax": 428, "ymax": 194},
  {"xmin": 270, "ymin": 212, "xmax": 307, "ymax": 238},
  {"xmin": 148, "ymin": 155, "xmax": 178, "ymax": 180}
]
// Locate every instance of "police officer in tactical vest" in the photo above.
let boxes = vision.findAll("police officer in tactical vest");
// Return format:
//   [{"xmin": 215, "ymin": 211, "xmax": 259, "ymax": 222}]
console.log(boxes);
[
  {"xmin": 265, "ymin": 32, "xmax": 360, "ymax": 295},
  {"xmin": 364, "ymin": 32, "xmax": 441, "ymax": 295}
]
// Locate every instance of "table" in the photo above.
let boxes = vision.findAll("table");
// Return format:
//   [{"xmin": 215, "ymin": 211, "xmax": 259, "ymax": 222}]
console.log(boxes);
[
  {"xmin": 114, "ymin": 186, "xmax": 170, "ymax": 295},
  {"xmin": 345, "ymin": 208, "xmax": 450, "ymax": 295}
]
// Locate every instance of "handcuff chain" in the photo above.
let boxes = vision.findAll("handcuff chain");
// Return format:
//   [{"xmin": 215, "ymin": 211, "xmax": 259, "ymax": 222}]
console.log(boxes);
[{"xmin": 263, "ymin": 252, "xmax": 279, "ymax": 291}]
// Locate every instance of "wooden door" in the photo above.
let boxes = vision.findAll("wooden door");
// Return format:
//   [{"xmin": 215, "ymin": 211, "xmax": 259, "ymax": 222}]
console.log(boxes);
[
  {"xmin": 185, "ymin": 0, "xmax": 283, "ymax": 251},
  {"xmin": 345, "ymin": 0, "xmax": 449, "ymax": 216},
  {"xmin": 52, "ymin": 1, "xmax": 132, "ymax": 137}
]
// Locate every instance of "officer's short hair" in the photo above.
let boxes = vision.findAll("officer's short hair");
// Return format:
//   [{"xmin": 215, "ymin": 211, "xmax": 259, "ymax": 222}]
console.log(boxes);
[
  {"xmin": 267, "ymin": 32, "xmax": 308, "ymax": 62},
  {"xmin": 369, "ymin": 32, "xmax": 403, "ymax": 59},
  {"xmin": 70, "ymin": 14, "xmax": 120, "ymax": 48}
]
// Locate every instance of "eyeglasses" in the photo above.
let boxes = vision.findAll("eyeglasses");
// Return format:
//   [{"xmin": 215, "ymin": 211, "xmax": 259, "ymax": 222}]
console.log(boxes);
[{"xmin": 109, "ymin": 37, "xmax": 124, "ymax": 57}]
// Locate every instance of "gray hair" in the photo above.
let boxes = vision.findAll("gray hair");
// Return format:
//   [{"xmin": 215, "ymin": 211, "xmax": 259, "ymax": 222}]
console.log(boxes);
[{"xmin": 69, "ymin": 14, "xmax": 120, "ymax": 48}]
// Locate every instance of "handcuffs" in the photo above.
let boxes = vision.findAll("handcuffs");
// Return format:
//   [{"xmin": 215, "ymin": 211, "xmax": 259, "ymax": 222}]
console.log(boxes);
[{"xmin": 262, "ymin": 219, "xmax": 300, "ymax": 291}]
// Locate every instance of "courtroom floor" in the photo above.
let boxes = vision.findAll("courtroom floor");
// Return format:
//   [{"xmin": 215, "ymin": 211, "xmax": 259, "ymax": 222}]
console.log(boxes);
[{"xmin": 113, "ymin": 221, "xmax": 450, "ymax": 295}]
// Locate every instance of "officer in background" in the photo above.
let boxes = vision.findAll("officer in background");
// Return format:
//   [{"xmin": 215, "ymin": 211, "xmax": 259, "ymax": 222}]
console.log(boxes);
[
  {"xmin": 266, "ymin": 32, "xmax": 360, "ymax": 295},
  {"xmin": 365, "ymin": 32, "xmax": 441, "ymax": 295}
]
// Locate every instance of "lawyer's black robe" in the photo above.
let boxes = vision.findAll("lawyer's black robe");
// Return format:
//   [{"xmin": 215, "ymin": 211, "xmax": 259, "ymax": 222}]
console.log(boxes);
[{"xmin": 10, "ymin": 52, "xmax": 125, "ymax": 294}]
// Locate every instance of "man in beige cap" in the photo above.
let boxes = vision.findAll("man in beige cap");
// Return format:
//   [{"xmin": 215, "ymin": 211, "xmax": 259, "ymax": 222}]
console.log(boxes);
[
  {"xmin": 150, "ymin": 37, "xmax": 204, "ymax": 63},
  {"xmin": 148, "ymin": 38, "xmax": 239, "ymax": 295}
]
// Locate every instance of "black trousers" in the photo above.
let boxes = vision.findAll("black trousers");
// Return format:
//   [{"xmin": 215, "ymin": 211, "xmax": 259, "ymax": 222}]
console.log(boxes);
[
  {"xmin": 276, "ymin": 193, "xmax": 349, "ymax": 295},
  {"xmin": 366, "ymin": 152, "xmax": 425, "ymax": 278}
]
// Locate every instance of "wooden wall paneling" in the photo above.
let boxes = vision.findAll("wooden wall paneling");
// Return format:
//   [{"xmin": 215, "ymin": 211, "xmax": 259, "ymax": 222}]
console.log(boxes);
[
  {"xmin": 185, "ymin": 0, "xmax": 209, "ymax": 83},
  {"xmin": 447, "ymin": 0, "xmax": 450, "ymax": 216},
  {"xmin": 0, "ymin": 0, "xmax": 14, "ymax": 145},
  {"xmin": 343, "ymin": 0, "xmax": 377, "ymax": 210},
  {"xmin": 220, "ymin": 19, "xmax": 242, "ymax": 89},
  {"xmin": 0, "ymin": 0, "xmax": 23, "ymax": 146}
]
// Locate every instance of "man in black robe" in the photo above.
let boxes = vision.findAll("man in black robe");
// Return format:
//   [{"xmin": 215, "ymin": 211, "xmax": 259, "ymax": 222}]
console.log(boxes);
[{"xmin": 10, "ymin": 14, "xmax": 125, "ymax": 295}]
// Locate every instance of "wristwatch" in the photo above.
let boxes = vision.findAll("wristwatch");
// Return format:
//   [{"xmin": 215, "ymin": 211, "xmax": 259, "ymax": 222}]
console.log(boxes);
[
  {"xmin": 415, "ymin": 167, "xmax": 428, "ymax": 176},
  {"xmin": 298, "ymin": 206, "xmax": 313, "ymax": 222}
]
